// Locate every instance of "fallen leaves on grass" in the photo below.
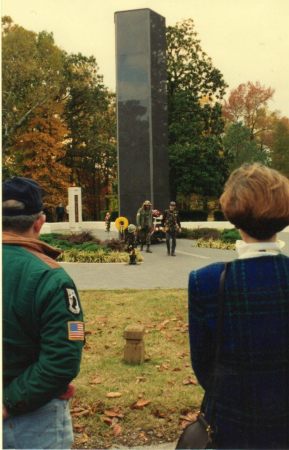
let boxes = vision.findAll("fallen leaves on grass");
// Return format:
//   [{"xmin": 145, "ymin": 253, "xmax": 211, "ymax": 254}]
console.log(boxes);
[
  {"xmin": 182, "ymin": 376, "xmax": 197, "ymax": 386},
  {"xmin": 156, "ymin": 363, "xmax": 170, "ymax": 372},
  {"xmin": 136, "ymin": 376, "xmax": 146, "ymax": 383},
  {"xmin": 75, "ymin": 433, "xmax": 89, "ymax": 445},
  {"xmin": 130, "ymin": 399, "xmax": 151, "ymax": 409},
  {"xmin": 104, "ymin": 408, "xmax": 124, "ymax": 419},
  {"xmin": 113, "ymin": 424, "xmax": 122, "ymax": 436},
  {"xmin": 102, "ymin": 416, "xmax": 114, "ymax": 426},
  {"xmin": 153, "ymin": 409, "xmax": 167, "ymax": 419},
  {"xmin": 179, "ymin": 411, "xmax": 199, "ymax": 429},
  {"xmin": 73, "ymin": 423, "xmax": 86, "ymax": 433},
  {"xmin": 138, "ymin": 431, "xmax": 149, "ymax": 442},
  {"xmin": 71, "ymin": 406, "xmax": 92, "ymax": 417},
  {"xmin": 89, "ymin": 376, "xmax": 102, "ymax": 385},
  {"xmin": 106, "ymin": 392, "xmax": 122, "ymax": 398},
  {"xmin": 156, "ymin": 319, "xmax": 170, "ymax": 330},
  {"xmin": 177, "ymin": 351, "xmax": 189, "ymax": 359}
]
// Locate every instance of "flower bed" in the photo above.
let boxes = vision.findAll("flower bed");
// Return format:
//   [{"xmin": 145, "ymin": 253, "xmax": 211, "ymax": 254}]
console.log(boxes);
[{"xmin": 40, "ymin": 232, "xmax": 143, "ymax": 263}]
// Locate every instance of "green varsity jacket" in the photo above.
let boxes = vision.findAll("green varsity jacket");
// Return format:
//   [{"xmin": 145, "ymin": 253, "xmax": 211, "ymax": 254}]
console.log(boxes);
[{"xmin": 3, "ymin": 232, "xmax": 84, "ymax": 416}]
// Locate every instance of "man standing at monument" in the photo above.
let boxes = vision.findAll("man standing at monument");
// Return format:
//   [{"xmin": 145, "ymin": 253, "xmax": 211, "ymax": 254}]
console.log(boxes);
[
  {"xmin": 2, "ymin": 177, "xmax": 84, "ymax": 449},
  {"xmin": 56, "ymin": 202, "xmax": 65, "ymax": 221},
  {"xmin": 162, "ymin": 201, "xmax": 181, "ymax": 256},
  {"xmin": 136, "ymin": 200, "xmax": 153, "ymax": 253}
]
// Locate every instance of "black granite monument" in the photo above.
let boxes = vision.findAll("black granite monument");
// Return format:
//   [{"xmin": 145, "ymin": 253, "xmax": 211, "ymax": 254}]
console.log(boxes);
[{"xmin": 115, "ymin": 9, "xmax": 170, "ymax": 224}]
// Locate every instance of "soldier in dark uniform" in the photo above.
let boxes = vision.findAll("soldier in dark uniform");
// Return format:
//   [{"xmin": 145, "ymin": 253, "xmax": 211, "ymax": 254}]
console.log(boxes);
[
  {"xmin": 125, "ymin": 224, "xmax": 138, "ymax": 265},
  {"xmin": 56, "ymin": 202, "xmax": 65, "ymax": 222},
  {"xmin": 162, "ymin": 201, "xmax": 181, "ymax": 256},
  {"xmin": 136, "ymin": 200, "xmax": 153, "ymax": 253}
]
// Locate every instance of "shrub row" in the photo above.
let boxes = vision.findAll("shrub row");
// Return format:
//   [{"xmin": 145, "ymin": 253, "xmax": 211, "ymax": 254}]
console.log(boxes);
[
  {"xmin": 195, "ymin": 238, "xmax": 236, "ymax": 251},
  {"xmin": 40, "ymin": 232, "xmax": 125, "ymax": 252},
  {"xmin": 179, "ymin": 227, "xmax": 241, "ymax": 242},
  {"xmin": 58, "ymin": 249, "xmax": 143, "ymax": 263}
]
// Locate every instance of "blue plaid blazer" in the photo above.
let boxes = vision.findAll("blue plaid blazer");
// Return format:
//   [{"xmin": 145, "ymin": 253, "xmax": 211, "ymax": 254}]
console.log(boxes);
[{"xmin": 189, "ymin": 254, "xmax": 289, "ymax": 449}]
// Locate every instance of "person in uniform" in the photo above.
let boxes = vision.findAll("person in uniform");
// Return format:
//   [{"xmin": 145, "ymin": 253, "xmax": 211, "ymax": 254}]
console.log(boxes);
[
  {"xmin": 104, "ymin": 211, "xmax": 111, "ymax": 232},
  {"xmin": 136, "ymin": 200, "xmax": 153, "ymax": 253},
  {"xmin": 56, "ymin": 202, "xmax": 65, "ymax": 222},
  {"xmin": 162, "ymin": 201, "xmax": 181, "ymax": 256},
  {"xmin": 125, "ymin": 224, "xmax": 138, "ymax": 265},
  {"xmin": 2, "ymin": 177, "xmax": 84, "ymax": 450}
]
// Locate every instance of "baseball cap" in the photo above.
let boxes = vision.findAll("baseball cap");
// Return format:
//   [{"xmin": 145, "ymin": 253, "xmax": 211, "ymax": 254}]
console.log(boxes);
[
  {"xmin": 170, "ymin": 201, "xmax": 176, "ymax": 206},
  {"xmin": 2, "ymin": 177, "xmax": 43, "ymax": 216}
]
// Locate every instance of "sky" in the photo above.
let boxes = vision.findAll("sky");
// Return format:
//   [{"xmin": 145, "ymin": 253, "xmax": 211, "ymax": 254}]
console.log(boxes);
[{"xmin": 2, "ymin": 0, "xmax": 289, "ymax": 117}]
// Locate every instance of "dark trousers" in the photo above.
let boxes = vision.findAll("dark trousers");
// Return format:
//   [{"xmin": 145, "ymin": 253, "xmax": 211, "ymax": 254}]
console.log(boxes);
[
  {"xmin": 166, "ymin": 231, "xmax": 176, "ymax": 254},
  {"xmin": 138, "ymin": 227, "xmax": 151, "ymax": 246}
]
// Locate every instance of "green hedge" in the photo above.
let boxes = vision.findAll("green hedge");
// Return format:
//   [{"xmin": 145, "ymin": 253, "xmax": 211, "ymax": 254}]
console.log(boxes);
[
  {"xmin": 179, "ymin": 227, "xmax": 221, "ymax": 240},
  {"xmin": 221, "ymin": 228, "xmax": 241, "ymax": 242},
  {"xmin": 179, "ymin": 227, "xmax": 240, "ymax": 243}
]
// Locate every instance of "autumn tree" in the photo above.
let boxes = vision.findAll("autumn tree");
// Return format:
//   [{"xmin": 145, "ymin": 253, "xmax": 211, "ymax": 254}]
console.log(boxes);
[
  {"xmin": 2, "ymin": 18, "xmax": 117, "ymax": 219},
  {"xmin": 2, "ymin": 16, "xmax": 66, "ymax": 170},
  {"xmin": 64, "ymin": 54, "xmax": 117, "ymax": 219},
  {"xmin": 223, "ymin": 81, "xmax": 275, "ymax": 140},
  {"xmin": 270, "ymin": 117, "xmax": 289, "ymax": 177},
  {"xmin": 166, "ymin": 19, "xmax": 228, "ymax": 205},
  {"xmin": 13, "ymin": 102, "xmax": 71, "ymax": 208}
]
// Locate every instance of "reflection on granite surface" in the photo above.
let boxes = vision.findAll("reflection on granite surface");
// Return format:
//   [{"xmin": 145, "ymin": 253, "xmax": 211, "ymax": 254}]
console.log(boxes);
[{"xmin": 115, "ymin": 9, "xmax": 170, "ymax": 223}]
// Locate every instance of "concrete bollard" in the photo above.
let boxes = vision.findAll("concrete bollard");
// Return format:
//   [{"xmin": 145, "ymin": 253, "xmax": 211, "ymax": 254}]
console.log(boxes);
[{"xmin": 123, "ymin": 325, "xmax": 145, "ymax": 364}]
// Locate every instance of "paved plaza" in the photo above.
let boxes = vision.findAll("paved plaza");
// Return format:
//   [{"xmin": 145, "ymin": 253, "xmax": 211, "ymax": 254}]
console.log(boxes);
[{"xmin": 61, "ymin": 230, "xmax": 289, "ymax": 291}]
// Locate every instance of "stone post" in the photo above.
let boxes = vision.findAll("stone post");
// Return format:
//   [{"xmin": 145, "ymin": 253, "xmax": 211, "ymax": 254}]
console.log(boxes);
[
  {"xmin": 68, "ymin": 187, "xmax": 82, "ymax": 231},
  {"xmin": 123, "ymin": 325, "xmax": 145, "ymax": 364}
]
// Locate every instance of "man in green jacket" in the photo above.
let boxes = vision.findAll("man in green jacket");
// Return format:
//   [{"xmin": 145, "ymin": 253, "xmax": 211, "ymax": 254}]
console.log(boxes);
[{"xmin": 2, "ymin": 177, "xmax": 84, "ymax": 449}]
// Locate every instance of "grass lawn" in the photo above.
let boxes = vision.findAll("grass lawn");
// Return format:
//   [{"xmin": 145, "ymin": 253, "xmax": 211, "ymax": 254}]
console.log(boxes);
[{"xmin": 72, "ymin": 289, "xmax": 204, "ymax": 449}]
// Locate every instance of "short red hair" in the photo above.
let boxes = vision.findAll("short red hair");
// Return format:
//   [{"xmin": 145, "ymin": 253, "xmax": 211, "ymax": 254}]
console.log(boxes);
[{"xmin": 220, "ymin": 163, "xmax": 289, "ymax": 239}]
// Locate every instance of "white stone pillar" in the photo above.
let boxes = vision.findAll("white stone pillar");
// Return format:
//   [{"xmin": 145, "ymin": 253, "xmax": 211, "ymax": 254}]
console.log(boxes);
[{"xmin": 68, "ymin": 187, "xmax": 82, "ymax": 231}]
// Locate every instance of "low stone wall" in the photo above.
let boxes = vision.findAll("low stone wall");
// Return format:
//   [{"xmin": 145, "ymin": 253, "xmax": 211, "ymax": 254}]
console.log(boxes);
[{"xmin": 40, "ymin": 221, "xmax": 289, "ymax": 234}]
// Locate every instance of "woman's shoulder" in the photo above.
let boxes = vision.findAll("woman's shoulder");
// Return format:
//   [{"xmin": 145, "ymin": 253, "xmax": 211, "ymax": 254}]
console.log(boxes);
[
  {"xmin": 189, "ymin": 262, "xmax": 227, "ymax": 293},
  {"xmin": 189, "ymin": 261, "xmax": 226, "ymax": 279}
]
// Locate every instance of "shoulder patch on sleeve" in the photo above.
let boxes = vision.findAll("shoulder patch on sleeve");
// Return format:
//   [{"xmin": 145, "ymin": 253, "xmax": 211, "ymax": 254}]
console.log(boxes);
[
  {"xmin": 68, "ymin": 321, "xmax": 85, "ymax": 341},
  {"xmin": 65, "ymin": 288, "xmax": 81, "ymax": 314}
]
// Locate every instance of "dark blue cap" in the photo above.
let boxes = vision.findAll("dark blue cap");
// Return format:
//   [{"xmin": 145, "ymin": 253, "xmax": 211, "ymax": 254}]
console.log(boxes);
[{"xmin": 2, "ymin": 177, "xmax": 43, "ymax": 216}]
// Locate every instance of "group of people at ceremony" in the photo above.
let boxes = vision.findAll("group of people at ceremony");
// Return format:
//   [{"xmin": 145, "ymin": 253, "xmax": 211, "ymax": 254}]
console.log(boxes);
[
  {"xmin": 3, "ymin": 162, "xmax": 289, "ymax": 449},
  {"xmin": 136, "ymin": 199, "xmax": 181, "ymax": 255}
]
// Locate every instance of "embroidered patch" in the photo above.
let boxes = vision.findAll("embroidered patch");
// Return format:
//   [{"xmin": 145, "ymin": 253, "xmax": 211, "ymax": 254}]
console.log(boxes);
[
  {"xmin": 68, "ymin": 321, "xmax": 85, "ymax": 341},
  {"xmin": 66, "ymin": 288, "xmax": 81, "ymax": 314}
]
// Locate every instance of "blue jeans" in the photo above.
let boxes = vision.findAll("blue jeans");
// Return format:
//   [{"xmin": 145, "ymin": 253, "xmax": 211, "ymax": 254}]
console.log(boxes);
[{"xmin": 3, "ymin": 398, "xmax": 73, "ymax": 449}]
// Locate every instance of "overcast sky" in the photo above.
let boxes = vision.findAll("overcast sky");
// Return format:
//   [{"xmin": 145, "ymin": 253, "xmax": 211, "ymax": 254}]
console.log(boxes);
[{"xmin": 2, "ymin": 0, "xmax": 289, "ymax": 116}]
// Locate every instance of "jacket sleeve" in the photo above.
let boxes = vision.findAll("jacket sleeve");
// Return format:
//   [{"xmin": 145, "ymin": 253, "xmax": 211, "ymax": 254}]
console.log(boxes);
[
  {"xmin": 3, "ymin": 269, "xmax": 84, "ymax": 416},
  {"xmin": 136, "ymin": 210, "xmax": 140, "ymax": 227},
  {"xmin": 188, "ymin": 270, "xmax": 214, "ymax": 390},
  {"xmin": 161, "ymin": 211, "xmax": 167, "ymax": 227}
]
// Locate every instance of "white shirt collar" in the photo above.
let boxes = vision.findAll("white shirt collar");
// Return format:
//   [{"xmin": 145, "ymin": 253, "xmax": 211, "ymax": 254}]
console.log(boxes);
[{"xmin": 236, "ymin": 240, "xmax": 285, "ymax": 259}]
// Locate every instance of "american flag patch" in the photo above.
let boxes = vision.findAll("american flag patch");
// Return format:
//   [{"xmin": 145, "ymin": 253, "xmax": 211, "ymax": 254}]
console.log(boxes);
[{"xmin": 68, "ymin": 321, "xmax": 85, "ymax": 341}]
